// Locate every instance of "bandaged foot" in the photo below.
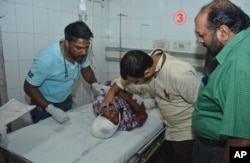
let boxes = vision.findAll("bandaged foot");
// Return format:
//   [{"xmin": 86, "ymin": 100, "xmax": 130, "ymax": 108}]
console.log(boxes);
[
  {"xmin": 46, "ymin": 104, "xmax": 69, "ymax": 123},
  {"xmin": 91, "ymin": 83, "xmax": 110, "ymax": 94},
  {"xmin": 0, "ymin": 126, "xmax": 7, "ymax": 142}
]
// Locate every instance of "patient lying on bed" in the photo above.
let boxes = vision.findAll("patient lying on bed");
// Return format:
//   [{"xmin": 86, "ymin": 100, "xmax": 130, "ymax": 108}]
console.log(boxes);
[{"xmin": 91, "ymin": 81, "xmax": 154, "ymax": 138}]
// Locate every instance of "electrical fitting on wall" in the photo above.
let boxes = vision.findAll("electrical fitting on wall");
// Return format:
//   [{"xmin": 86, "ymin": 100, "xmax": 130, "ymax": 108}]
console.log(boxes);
[
  {"xmin": 79, "ymin": 0, "xmax": 87, "ymax": 21},
  {"xmin": 88, "ymin": 0, "xmax": 105, "ymax": 8}
]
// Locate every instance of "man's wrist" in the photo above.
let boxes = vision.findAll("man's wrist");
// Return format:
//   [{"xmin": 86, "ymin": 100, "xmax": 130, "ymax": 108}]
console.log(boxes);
[{"xmin": 46, "ymin": 104, "xmax": 53, "ymax": 110}]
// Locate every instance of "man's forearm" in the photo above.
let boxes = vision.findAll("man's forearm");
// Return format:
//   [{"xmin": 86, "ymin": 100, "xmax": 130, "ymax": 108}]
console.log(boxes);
[
  {"xmin": 81, "ymin": 66, "xmax": 97, "ymax": 84},
  {"xmin": 24, "ymin": 80, "xmax": 49, "ymax": 108},
  {"xmin": 108, "ymin": 83, "xmax": 121, "ymax": 96}
]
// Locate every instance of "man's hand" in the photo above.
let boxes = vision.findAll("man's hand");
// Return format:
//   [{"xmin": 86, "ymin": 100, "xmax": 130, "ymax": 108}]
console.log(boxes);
[
  {"xmin": 0, "ymin": 126, "xmax": 7, "ymax": 142},
  {"xmin": 46, "ymin": 104, "xmax": 70, "ymax": 123},
  {"xmin": 91, "ymin": 83, "xmax": 110, "ymax": 94},
  {"xmin": 98, "ymin": 83, "xmax": 121, "ymax": 113},
  {"xmin": 98, "ymin": 90, "xmax": 116, "ymax": 113}
]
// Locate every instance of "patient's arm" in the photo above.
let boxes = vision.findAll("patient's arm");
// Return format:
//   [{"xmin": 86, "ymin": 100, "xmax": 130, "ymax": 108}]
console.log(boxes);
[{"xmin": 116, "ymin": 90, "xmax": 148, "ymax": 125}]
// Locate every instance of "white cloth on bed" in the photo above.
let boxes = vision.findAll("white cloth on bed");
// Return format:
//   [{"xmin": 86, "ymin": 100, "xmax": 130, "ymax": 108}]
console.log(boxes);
[
  {"xmin": 0, "ymin": 99, "xmax": 35, "ymax": 126},
  {"xmin": 3, "ymin": 104, "xmax": 164, "ymax": 163}
]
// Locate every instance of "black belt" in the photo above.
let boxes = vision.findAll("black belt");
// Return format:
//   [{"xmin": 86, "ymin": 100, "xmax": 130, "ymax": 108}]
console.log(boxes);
[{"xmin": 197, "ymin": 136, "xmax": 225, "ymax": 147}]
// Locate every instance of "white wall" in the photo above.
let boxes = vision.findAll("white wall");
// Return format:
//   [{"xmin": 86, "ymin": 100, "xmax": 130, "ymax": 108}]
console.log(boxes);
[
  {"xmin": 106, "ymin": 0, "xmax": 250, "ymax": 79},
  {"xmin": 0, "ymin": 0, "xmax": 110, "ymax": 129},
  {"xmin": 0, "ymin": 0, "xmax": 249, "ymax": 128},
  {"xmin": 0, "ymin": 0, "xmax": 110, "ymax": 107}
]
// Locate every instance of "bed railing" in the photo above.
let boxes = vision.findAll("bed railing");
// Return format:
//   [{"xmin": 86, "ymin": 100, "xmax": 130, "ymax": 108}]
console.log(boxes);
[{"xmin": 0, "ymin": 146, "xmax": 32, "ymax": 163}]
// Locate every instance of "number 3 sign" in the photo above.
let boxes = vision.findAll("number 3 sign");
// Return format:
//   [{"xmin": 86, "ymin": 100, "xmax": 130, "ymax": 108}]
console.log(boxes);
[{"xmin": 173, "ymin": 10, "xmax": 187, "ymax": 25}]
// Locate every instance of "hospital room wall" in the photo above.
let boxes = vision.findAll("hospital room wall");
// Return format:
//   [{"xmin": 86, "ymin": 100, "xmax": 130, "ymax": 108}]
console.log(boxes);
[
  {"xmin": 106, "ymin": 0, "xmax": 250, "ymax": 80},
  {"xmin": 0, "ymin": 0, "xmax": 249, "ymax": 128},
  {"xmin": 0, "ymin": 0, "xmax": 110, "ymax": 129},
  {"xmin": 0, "ymin": 0, "xmax": 110, "ymax": 104}
]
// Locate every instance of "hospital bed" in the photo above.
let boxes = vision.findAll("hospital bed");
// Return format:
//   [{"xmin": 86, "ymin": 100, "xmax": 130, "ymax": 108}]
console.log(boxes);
[{"xmin": 0, "ymin": 103, "xmax": 165, "ymax": 163}]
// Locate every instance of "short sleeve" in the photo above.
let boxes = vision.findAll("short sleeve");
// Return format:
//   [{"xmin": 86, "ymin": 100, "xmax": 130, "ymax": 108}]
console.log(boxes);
[
  {"xmin": 112, "ymin": 77, "xmax": 131, "ymax": 90},
  {"xmin": 26, "ymin": 58, "xmax": 49, "ymax": 86}
]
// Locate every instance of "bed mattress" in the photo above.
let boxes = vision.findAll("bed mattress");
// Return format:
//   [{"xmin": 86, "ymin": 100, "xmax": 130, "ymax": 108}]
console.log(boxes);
[{"xmin": 1, "ymin": 104, "xmax": 164, "ymax": 163}]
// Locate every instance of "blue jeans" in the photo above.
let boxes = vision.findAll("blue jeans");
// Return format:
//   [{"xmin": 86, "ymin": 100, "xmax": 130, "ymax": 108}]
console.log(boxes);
[
  {"xmin": 30, "ymin": 96, "xmax": 73, "ymax": 123},
  {"xmin": 191, "ymin": 136, "xmax": 225, "ymax": 163}
]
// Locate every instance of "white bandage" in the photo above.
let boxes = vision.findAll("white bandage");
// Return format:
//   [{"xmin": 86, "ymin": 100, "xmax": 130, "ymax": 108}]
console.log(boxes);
[
  {"xmin": 46, "ymin": 104, "xmax": 70, "ymax": 123},
  {"xmin": 132, "ymin": 94, "xmax": 143, "ymax": 105},
  {"xmin": 91, "ymin": 113, "xmax": 120, "ymax": 139},
  {"xmin": 91, "ymin": 83, "xmax": 110, "ymax": 94}
]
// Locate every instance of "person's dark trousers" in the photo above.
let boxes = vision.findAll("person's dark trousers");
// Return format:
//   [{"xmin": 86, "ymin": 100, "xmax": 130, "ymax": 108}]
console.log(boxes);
[
  {"xmin": 30, "ymin": 96, "xmax": 73, "ymax": 123},
  {"xmin": 165, "ymin": 139, "xmax": 194, "ymax": 163},
  {"xmin": 191, "ymin": 136, "xmax": 225, "ymax": 163}
]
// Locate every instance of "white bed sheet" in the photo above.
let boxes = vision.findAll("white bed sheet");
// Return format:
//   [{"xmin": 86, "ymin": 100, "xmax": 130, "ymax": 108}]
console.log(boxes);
[{"xmin": 2, "ymin": 104, "xmax": 164, "ymax": 163}]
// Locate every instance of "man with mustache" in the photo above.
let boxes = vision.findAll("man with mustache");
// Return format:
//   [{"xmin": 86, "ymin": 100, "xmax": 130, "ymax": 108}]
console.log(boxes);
[
  {"xmin": 99, "ymin": 49, "xmax": 200, "ymax": 163},
  {"xmin": 24, "ymin": 21, "xmax": 104, "ymax": 123},
  {"xmin": 192, "ymin": 1, "xmax": 250, "ymax": 162}
]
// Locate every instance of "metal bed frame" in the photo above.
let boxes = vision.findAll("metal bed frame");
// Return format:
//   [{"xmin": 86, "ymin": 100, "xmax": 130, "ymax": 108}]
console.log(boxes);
[
  {"xmin": 127, "ymin": 127, "xmax": 166, "ymax": 163},
  {"xmin": 0, "ymin": 127, "xmax": 166, "ymax": 163}
]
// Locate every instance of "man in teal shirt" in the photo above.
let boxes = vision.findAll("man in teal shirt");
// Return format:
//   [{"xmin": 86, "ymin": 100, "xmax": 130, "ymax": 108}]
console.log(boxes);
[
  {"xmin": 24, "ymin": 21, "xmax": 106, "ymax": 124},
  {"xmin": 192, "ymin": 1, "xmax": 250, "ymax": 163}
]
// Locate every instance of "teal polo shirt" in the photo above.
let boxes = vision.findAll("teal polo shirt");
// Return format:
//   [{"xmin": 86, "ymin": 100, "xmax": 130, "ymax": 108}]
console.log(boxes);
[
  {"xmin": 26, "ymin": 38, "xmax": 90, "ymax": 103},
  {"xmin": 192, "ymin": 27, "xmax": 250, "ymax": 140}
]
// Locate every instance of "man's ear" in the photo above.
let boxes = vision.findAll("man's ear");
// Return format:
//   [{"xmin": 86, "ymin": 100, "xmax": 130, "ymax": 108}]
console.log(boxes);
[
  {"xmin": 217, "ymin": 25, "xmax": 232, "ymax": 45},
  {"xmin": 64, "ymin": 40, "xmax": 69, "ymax": 48},
  {"xmin": 144, "ymin": 68, "xmax": 153, "ymax": 77}
]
